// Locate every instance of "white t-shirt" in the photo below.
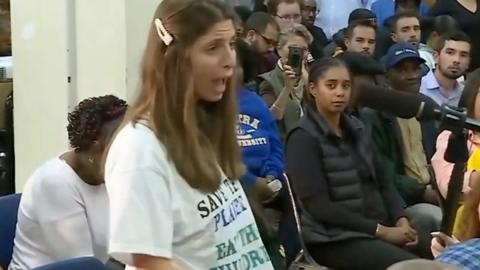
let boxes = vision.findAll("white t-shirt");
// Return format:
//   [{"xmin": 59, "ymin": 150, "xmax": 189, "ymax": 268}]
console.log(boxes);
[
  {"xmin": 105, "ymin": 122, "xmax": 274, "ymax": 270},
  {"xmin": 8, "ymin": 157, "xmax": 109, "ymax": 270}
]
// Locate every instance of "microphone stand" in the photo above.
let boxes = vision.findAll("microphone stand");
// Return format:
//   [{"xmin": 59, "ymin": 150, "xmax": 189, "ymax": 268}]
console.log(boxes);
[
  {"xmin": 440, "ymin": 130, "xmax": 469, "ymax": 235},
  {"xmin": 438, "ymin": 105, "xmax": 470, "ymax": 236}
]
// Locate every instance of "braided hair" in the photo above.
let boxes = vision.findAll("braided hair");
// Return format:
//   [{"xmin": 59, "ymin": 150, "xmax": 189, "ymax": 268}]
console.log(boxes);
[{"xmin": 67, "ymin": 95, "xmax": 127, "ymax": 153}]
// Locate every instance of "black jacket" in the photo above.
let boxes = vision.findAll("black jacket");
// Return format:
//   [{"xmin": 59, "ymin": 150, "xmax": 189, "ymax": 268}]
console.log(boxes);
[
  {"xmin": 286, "ymin": 106, "xmax": 406, "ymax": 243},
  {"xmin": 359, "ymin": 108, "xmax": 438, "ymax": 205},
  {"xmin": 306, "ymin": 25, "xmax": 329, "ymax": 60}
]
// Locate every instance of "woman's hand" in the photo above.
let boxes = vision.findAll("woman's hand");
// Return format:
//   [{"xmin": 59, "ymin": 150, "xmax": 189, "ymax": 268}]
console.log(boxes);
[
  {"xmin": 255, "ymin": 178, "xmax": 277, "ymax": 202},
  {"xmin": 431, "ymin": 232, "xmax": 459, "ymax": 258},
  {"xmin": 283, "ymin": 64, "xmax": 299, "ymax": 91},
  {"xmin": 396, "ymin": 218, "xmax": 418, "ymax": 246},
  {"xmin": 376, "ymin": 224, "xmax": 416, "ymax": 246},
  {"xmin": 301, "ymin": 64, "xmax": 309, "ymax": 86}
]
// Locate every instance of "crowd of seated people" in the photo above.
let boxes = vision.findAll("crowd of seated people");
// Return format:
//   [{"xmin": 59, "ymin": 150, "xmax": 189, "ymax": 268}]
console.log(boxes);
[{"xmin": 2, "ymin": 0, "xmax": 480, "ymax": 269}]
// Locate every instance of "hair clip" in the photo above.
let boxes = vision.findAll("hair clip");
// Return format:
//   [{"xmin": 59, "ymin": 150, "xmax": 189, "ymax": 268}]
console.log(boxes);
[{"xmin": 155, "ymin": 18, "xmax": 173, "ymax": 46}]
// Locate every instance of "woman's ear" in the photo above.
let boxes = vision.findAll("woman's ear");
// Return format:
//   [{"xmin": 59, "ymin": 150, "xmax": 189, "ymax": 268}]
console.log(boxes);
[{"xmin": 309, "ymin": 82, "xmax": 317, "ymax": 97}]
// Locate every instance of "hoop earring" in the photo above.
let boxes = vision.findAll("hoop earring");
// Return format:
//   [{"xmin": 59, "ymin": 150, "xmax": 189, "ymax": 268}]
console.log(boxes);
[{"xmin": 88, "ymin": 157, "xmax": 94, "ymax": 164}]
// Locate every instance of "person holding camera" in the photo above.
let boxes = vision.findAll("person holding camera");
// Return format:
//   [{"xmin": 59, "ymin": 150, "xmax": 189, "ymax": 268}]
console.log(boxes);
[{"xmin": 258, "ymin": 23, "xmax": 312, "ymax": 141}]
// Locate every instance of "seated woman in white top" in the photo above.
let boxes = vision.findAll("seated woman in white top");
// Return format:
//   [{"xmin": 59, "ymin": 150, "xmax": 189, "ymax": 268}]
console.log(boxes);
[{"xmin": 8, "ymin": 95, "xmax": 127, "ymax": 270}]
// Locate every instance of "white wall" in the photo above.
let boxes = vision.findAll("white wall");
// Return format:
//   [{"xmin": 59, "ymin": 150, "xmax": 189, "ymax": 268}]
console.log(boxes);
[
  {"xmin": 125, "ymin": 1, "xmax": 159, "ymax": 101},
  {"xmin": 11, "ymin": 0, "xmax": 159, "ymax": 191},
  {"xmin": 75, "ymin": 0, "xmax": 128, "ymax": 102},
  {"xmin": 11, "ymin": 0, "xmax": 71, "ymax": 191}
]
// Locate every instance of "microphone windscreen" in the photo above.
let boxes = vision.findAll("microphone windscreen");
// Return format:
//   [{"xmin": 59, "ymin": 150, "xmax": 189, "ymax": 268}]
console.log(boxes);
[
  {"xmin": 417, "ymin": 94, "xmax": 440, "ymax": 121},
  {"xmin": 356, "ymin": 84, "xmax": 424, "ymax": 119}
]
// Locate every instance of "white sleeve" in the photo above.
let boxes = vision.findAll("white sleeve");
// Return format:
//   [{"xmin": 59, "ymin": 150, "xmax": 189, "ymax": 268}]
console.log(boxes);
[
  {"xmin": 40, "ymin": 212, "xmax": 95, "ymax": 260},
  {"xmin": 31, "ymin": 175, "xmax": 95, "ymax": 260},
  {"xmin": 105, "ymin": 124, "xmax": 173, "ymax": 266}
]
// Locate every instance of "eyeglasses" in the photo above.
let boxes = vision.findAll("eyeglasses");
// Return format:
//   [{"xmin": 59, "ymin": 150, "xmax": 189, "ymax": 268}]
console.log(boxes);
[
  {"xmin": 259, "ymin": 33, "xmax": 278, "ymax": 47},
  {"xmin": 275, "ymin": 14, "xmax": 301, "ymax": 21}
]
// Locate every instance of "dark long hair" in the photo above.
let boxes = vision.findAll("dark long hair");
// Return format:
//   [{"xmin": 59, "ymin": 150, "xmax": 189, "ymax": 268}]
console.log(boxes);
[{"xmin": 306, "ymin": 57, "xmax": 349, "ymax": 108}]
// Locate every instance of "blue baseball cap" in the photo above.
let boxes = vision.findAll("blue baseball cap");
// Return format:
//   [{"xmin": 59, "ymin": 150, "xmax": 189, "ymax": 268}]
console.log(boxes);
[{"xmin": 382, "ymin": 42, "xmax": 429, "ymax": 75}]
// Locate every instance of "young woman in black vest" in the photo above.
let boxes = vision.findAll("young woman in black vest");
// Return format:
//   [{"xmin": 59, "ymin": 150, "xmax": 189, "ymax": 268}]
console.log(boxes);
[{"xmin": 285, "ymin": 57, "xmax": 432, "ymax": 270}]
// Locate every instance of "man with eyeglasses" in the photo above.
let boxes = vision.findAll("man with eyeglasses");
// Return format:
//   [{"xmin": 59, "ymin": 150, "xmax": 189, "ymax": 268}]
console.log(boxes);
[
  {"xmin": 267, "ymin": 0, "xmax": 302, "ymax": 30},
  {"xmin": 238, "ymin": 12, "xmax": 281, "ymax": 75},
  {"xmin": 242, "ymin": 12, "xmax": 280, "ymax": 55},
  {"xmin": 301, "ymin": 0, "xmax": 328, "ymax": 59}
]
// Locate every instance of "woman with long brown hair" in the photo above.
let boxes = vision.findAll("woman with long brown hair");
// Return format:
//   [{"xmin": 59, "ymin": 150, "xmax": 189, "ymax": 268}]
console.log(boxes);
[{"xmin": 104, "ymin": 1, "xmax": 273, "ymax": 269}]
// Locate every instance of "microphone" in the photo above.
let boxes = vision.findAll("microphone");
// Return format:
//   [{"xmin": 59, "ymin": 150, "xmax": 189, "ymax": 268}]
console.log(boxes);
[
  {"xmin": 356, "ymin": 84, "xmax": 433, "ymax": 119},
  {"xmin": 357, "ymin": 84, "xmax": 472, "ymax": 236},
  {"xmin": 356, "ymin": 84, "xmax": 480, "ymax": 132}
]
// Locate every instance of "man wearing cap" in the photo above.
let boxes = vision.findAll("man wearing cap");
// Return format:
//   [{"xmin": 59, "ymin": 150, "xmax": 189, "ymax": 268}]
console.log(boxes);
[{"xmin": 360, "ymin": 43, "xmax": 442, "ymax": 257}]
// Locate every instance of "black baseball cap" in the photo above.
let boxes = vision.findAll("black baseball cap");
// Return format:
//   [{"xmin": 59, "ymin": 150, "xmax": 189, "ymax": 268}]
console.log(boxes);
[
  {"xmin": 348, "ymin": 8, "xmax": 377, "ymax": 24},
  {"xmin": 337, "ymin": 52, "xmax": 385, "ymax": 75},
  {"xmin": 382, "ymin": 42, "xmax": 429, "ymax": 75}
]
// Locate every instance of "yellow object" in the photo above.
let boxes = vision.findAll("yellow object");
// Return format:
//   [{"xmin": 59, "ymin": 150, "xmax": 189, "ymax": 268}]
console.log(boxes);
[
  {"xmin": 453, "ymin": 205, "xmax": 464, "ymax": 238},
  {"xmin": 468, "ymin": 148, "xmax": 480, "ymax": 171},
  {"xmin": 453, "ymin": 147, "xmax": 480, "ymax": 237}
]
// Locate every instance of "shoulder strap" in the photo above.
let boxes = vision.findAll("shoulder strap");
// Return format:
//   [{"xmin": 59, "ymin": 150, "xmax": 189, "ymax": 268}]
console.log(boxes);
[{"xmin": 283, "ymin": 173, "xmax": 323, "ymax": 267}]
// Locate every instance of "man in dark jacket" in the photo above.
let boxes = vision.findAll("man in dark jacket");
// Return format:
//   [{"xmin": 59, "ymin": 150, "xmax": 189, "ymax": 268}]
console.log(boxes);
[
  {"xmin": 301, "ymin": 0, "xmax": 328, "ymax": 60},
  {"xmin": 360, "ymin": 43, "xmax": 441, "ymax": 235}
]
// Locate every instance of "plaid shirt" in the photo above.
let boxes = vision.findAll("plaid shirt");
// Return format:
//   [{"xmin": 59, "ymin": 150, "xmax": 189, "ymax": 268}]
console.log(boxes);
[{"xmin": 436, "ymin": 238, "xmax": 480, "ymax": 270}]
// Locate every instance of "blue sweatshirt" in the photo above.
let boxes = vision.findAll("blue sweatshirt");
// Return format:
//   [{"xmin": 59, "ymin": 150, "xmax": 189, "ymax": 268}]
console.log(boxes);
[{"xmin": 237, "ymin": 87, "xmax": 284, "ymax": 185}]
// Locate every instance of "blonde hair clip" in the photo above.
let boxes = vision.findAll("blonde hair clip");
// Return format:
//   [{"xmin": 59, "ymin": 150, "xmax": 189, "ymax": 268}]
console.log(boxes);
[{"xmin": 155, "ymin": 18, "xmax": 173, "ymax": 46}]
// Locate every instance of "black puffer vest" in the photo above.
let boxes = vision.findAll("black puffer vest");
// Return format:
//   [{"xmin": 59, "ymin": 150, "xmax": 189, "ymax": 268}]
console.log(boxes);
[{"xmin": 287, "ymin": 106, "xmax": 388, "ymax": 243}]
